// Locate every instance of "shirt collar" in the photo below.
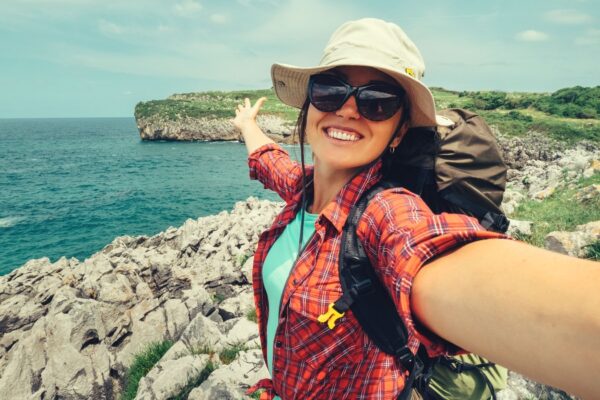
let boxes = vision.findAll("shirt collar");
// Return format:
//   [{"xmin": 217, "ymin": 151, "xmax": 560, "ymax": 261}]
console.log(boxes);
[{"xmin": 318, "ymin": 160, "xmax": 383, "ymax": 233}]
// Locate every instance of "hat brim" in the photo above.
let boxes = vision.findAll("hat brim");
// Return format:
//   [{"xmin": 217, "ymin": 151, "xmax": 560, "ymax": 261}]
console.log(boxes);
[{"xmin": 271, "ymin": 61, "xmax": 437, "ymax": 128}]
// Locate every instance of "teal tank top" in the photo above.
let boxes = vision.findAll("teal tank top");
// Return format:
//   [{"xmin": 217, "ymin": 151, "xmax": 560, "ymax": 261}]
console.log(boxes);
[{"xmin": 262, "ymin": 209, "xmax": 318, "ymax": 396}]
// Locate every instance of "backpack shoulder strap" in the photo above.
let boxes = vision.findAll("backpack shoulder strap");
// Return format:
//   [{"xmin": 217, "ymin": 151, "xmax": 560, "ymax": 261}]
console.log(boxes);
[{"xmin": 334, "ymin": 180, "xmax": 424, "ymax": 400}]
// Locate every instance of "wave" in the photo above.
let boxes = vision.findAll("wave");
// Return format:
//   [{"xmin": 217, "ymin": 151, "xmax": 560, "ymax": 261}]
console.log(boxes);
[{"xmin": 0, "ymin": 216, "xmax": 26, "ymax": 228}]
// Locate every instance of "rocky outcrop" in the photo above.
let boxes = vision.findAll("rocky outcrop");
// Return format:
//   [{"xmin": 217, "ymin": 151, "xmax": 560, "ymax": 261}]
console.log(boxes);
[
  {"xmin": 136, "ymin": 115, "xmax": 295, "ymax": 143},
  {"xmin": 1, "ymin": 132, "xmax": 598, "ymax": 399},
  {"xmin": 0, "ymin": 198, "xmax": 281, "ymax": 399},
  {"xmin": 496, "ymin": 132, "xmax": 599, "ymax": 215},
  {"xmin": 545, "ymin": 221, "xmax": 600, "ymax": 258}
]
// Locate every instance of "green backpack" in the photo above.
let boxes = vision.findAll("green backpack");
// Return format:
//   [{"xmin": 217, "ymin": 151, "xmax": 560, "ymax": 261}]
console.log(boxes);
[{"xmin": 321, "ymin": 109, "xmax": 509, "ymax": 400}]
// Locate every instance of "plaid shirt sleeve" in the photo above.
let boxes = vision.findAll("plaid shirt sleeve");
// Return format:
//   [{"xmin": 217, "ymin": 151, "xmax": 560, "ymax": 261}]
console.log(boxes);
[
  {"xmin": 358, "ymin": 187, "xmax": 508, "ymax": 357},
  {"xmin": 248, "ymin": 143, "xmax": 306, "ymax": 204}
]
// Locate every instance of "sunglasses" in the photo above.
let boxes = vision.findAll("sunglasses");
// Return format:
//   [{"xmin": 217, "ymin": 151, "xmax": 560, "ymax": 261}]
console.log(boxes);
[{"xmin": 308, "ymin": 74, "xmax": 406, "ymax": 121}]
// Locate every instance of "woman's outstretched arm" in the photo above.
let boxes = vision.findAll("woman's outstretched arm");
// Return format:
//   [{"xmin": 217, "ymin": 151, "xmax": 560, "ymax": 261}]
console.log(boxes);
[{"xmin": 412, "ymin": 238, "xmax": 600, "ymax": 399}]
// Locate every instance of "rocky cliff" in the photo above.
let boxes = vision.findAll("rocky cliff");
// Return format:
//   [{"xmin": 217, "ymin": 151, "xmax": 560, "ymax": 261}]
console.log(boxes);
[
  {"xmin": 136, "ymin": 114, "xmax": 295, "ymax": 143},
  {"xmin": 1, "ymin": 134, "xmax": 598, "ymax": 399}
]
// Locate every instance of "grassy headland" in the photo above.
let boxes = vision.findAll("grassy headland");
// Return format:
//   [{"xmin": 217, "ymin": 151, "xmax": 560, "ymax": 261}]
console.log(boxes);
[{"xmin": 135, "ymin": 86, "xmax": 600, "ymax": 144}]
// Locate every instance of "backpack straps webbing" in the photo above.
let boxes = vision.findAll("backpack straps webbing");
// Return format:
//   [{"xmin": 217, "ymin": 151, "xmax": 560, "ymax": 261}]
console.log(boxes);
[
  {"xmin": 438, "ymin": 185, "xmax": 509, "ymax": 233},
  {"xmin": 436, "ymin": 357, "xmax": 498, "ymax": 400},
  {"xmin": 333, "ymin": 181, "xmax": 423, "ymax": 400}
]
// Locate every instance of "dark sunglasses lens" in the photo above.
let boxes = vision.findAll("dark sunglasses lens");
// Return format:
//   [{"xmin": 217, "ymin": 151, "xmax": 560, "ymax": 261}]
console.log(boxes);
[
  {"xmin": 309, "ymin": 75, "xmax": 348, "ymax": 112},
  {"xmin": 358, "ymin": 87, "xmax": 403, "ymax": 121}
]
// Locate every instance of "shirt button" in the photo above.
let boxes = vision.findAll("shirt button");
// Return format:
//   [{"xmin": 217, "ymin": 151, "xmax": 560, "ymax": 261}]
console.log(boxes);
[
  {"xmin": 293, "ymin": 278, "xmax": 298, "ymax": 285},
  {"xmin": 275, "ymin": 341, "xmax": 283, "ymax": 348}
]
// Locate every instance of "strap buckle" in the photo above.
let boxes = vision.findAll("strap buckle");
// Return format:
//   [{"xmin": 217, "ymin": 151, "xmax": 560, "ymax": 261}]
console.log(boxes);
[
  {"xmin": 317, "ymin": 303, "xmax": 345, "ymax": 330},
  {"xmin": 395, "ymin": 346, "xmax": 416, "ymax": 371}
]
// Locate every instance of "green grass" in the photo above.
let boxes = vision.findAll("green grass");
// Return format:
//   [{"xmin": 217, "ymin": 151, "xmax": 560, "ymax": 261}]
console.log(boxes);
[
  {"xmin": 478, "ymin": 109, "xmax": 600, "ymax": 143},
  {"xmin": 512, "ymin": 173, "xmax": 600, "ymax": 247},
  {"xmin": 584, "ymin": 241, "xmax": 600, "ymax": 260},
  {"xmin": 135, "ymin": 88, "xmax": 299, "ymax": 122},
  {"xmin": 121, "ymin": 340, "xmax": 174, "ymax": 400},
  {"xmin": 246, "ymin": 308, "xmax": 258, "ymax": 323},
  {"xmin": 166, "ymin": 361, "xmax": 216, "ymax": 400},
  {"xmin": 219, "ymin": 343, "xmax": 247, "ymax": 364}
]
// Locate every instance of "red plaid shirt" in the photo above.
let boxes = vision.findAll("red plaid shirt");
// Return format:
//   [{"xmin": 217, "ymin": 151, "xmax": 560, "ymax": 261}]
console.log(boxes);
[{"xmin": 247, "ymin": 143, "xmax": 505, "ymax": 400}]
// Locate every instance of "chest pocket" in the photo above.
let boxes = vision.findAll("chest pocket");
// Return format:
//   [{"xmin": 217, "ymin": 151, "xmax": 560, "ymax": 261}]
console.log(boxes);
[{"xmin": 286, "ymin": 286, "xmax": 363, "ymax": 369}]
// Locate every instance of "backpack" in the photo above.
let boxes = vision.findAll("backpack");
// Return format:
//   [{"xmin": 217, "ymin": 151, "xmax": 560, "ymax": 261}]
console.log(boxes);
[{"xmin": 317, "ymin": 109, "xmax": 509, "ymax": 400}]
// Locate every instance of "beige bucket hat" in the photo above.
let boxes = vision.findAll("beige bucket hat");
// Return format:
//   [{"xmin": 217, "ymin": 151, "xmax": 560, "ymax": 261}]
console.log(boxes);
[{"xmin": 271, "ymin": 18, "xmax": 437, "ymax": 127}]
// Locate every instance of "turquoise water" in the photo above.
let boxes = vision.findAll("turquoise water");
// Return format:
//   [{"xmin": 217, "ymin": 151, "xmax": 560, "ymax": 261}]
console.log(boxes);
[{"xmin": 0, "ymin": 118, "xmax": 300, "ymax": 275}]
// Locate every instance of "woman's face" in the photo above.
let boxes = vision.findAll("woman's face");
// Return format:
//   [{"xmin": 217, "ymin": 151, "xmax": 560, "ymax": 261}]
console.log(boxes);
[{"xmin": 305, "ymin": 66, "xmax": 407, "ymax": 176}]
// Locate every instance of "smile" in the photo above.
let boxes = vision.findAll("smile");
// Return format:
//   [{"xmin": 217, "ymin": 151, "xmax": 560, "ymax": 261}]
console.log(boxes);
[{"xmin": 325, "ymin": 127, "xmax": 362, "ymax": 142}]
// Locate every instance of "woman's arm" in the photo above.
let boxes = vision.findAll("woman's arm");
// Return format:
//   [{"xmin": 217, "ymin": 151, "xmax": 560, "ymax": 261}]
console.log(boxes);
[
  {"xmin": 233, "ymin": 97, "xmax": 275, "ymax": 155},
  {"xmin": 412, "ymin": 239, "xmax": 600, "ymax": 399}
]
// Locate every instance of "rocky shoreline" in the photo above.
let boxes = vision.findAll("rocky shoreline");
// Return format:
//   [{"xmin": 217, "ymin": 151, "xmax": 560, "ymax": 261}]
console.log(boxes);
[
  {"xmin": 136, "ymin": 114, "xmax": 295, "ymax": 143},
  {"xmin": 1, "ymin": 133, "xmax": 598, "ymax": 399}
]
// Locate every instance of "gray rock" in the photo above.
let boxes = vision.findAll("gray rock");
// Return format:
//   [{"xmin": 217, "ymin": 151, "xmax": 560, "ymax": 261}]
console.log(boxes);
[
  {"xmin": 545, "ymin": 221, "xmax": 600, "ymax": 257},
  {"xmin": 507, "ymin": 219, "xmax": 533, "ymax": 237},
  {"xmin": 218, "ymin": 287, "xmax": 254, "ymax": 321},
  {"xmin": 188, "ymin": 349, "xmax": 269, "ymax": 400},
  {"xmin": 134, "ymin": 354, "xmax": 211, "ymax": 400}
]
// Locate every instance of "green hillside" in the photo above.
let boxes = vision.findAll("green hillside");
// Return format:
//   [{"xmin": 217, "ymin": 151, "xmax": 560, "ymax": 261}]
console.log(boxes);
[{"xmin": 135, "ymin": 86, "xmax": 600, "ymax": 144}]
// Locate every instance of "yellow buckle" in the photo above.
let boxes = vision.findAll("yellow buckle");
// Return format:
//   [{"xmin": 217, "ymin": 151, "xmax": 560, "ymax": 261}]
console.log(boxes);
[{"xmin": 317, "ymin": 303, "xmax": 345, "ymax": 330}]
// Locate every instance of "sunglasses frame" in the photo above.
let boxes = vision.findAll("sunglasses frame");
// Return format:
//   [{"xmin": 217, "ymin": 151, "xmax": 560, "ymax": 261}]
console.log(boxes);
[{"xmin": 307, "ymin": 73, "xmax": 405, "ymax": 121}]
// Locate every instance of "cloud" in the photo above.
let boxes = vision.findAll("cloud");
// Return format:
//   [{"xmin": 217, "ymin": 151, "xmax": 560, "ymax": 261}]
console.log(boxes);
[
  {"xmin": 174, "ymin": 0, "xmax": 202, "ymax": 17},
  {"xmin": 575, "ymin": 28, "xmax": 600, "ymax": 45},
  {"xmin": 237, "ymin": 0, "xmax": 280, "ymax": 7},
  {"xmin": 515, "ymin": 30, "xmax": 549, "ymax": 42},
  {"xmin": 544, "ymin": 9, "xmax": 593, "ymax": 25},
  {"xmin": 98, "ymin": 19, "xmax": 124, "ymax": 35},
  {"xmin": 210, "ymin": 14, "xmax": 229, "ymax": 24}
]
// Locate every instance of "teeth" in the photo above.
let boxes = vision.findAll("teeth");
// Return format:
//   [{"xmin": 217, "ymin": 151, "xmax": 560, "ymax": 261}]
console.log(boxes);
[{"xmin": 326, "ymin": 129, "xmax": 360, "ymax": 142}]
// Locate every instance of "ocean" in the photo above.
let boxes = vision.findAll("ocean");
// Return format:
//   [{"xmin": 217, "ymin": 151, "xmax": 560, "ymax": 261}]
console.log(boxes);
[{"xmin": 0, "ymin": 117, "xmax": 304, "ymax": 275}]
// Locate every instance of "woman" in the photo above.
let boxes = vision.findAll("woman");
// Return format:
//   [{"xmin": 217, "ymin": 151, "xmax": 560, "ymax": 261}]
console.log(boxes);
[{"xmin": 233, "ymin": 18, "xmax": 600, "ymax": 400}]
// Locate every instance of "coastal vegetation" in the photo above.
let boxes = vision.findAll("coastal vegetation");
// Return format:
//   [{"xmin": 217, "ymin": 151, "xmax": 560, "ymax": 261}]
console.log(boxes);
[
  {"xmin": 121, "ymin": 340, "xmax": 174, "ymax": 400},
  {"xmin": 135, "ymin": 86, "xmax": 600, "ymax": 144},
  {"xmin": 512, "ymin": 172, "xmax": 600, "ymax": 248}
]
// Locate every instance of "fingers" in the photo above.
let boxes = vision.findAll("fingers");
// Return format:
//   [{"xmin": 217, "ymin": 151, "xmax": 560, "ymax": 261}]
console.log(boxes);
[
  {"xmin": 254, "ymin": 97, "xmax": 267, "ymax": 110},
  {"xmin": 234, "ymin": 97, "xmax": 266, "ymax": 116}
]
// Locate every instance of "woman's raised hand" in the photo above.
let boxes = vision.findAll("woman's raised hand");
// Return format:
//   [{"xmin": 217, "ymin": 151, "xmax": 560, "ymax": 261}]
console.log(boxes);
[
  {"xmin": 233, "ymin": 97, "xmax": 267, "ymax": 131},
  {"xmin": 232, "ymin": 96, "xmax": 275, "ymax": 155}
]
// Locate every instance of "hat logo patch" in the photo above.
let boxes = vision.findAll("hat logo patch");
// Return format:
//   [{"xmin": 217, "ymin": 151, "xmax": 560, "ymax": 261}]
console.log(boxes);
[{"xmin": 405, "ymin": 67, "xmax": 415, "ymax": 78}]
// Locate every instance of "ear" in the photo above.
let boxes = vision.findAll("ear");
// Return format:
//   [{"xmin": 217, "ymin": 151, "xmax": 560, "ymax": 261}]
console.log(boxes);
[{"xmin": 389, "ymin": 122, "xmax": 409, "ymax": 148}]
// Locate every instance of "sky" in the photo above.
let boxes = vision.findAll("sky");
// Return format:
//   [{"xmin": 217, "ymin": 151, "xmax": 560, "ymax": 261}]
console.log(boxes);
[{"xmin": 0, "ymin": 0, "xmax": 598, "ymax": 118}]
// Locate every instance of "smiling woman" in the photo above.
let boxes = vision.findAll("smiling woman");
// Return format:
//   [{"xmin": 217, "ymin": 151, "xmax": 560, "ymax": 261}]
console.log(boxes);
[
  {"xmin": 231, "ymin": 18, "xmax": 600, "ymax": 400},
  {"xmin": 304, "ymin": 67, "xmax": 407, "ymax": 198}
]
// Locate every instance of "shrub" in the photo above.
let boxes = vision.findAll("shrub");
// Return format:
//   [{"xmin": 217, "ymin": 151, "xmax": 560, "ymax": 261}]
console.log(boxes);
[
  {"xmin": 584, "ymin": 241, "xmax": 600, "ymax": 261},
  {"xmin": 219, "ymin": 343, "xmax": 248, "ymax": 364},
  {"xmin": 246, "ymin": 308, "xmax": 258, "ymax": 323},
  {"xmin": 121, "ymin": 340, "xmax": 174, "ymax": 400}
]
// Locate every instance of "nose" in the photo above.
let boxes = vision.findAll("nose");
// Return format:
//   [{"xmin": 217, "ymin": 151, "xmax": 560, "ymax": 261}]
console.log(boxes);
[{"xmin": 335, "ymin": 94, "xmax": 361, "ymax": 120}]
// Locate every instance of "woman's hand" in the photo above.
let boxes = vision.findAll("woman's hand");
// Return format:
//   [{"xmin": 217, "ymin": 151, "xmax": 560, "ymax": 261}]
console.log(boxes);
[
  {"xmin": 232, "ymin": 97, "xmax": 275, "ymax": 155},
  {"xmin": 233, "ymin": 97, "xmax": 267, "ymax": 131}
]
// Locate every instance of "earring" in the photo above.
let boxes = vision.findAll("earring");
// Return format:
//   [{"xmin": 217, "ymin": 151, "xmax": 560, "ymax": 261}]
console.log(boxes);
[{"xmin": 389, "ymin": 146, "xmax": 396, "ymax": 154}]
